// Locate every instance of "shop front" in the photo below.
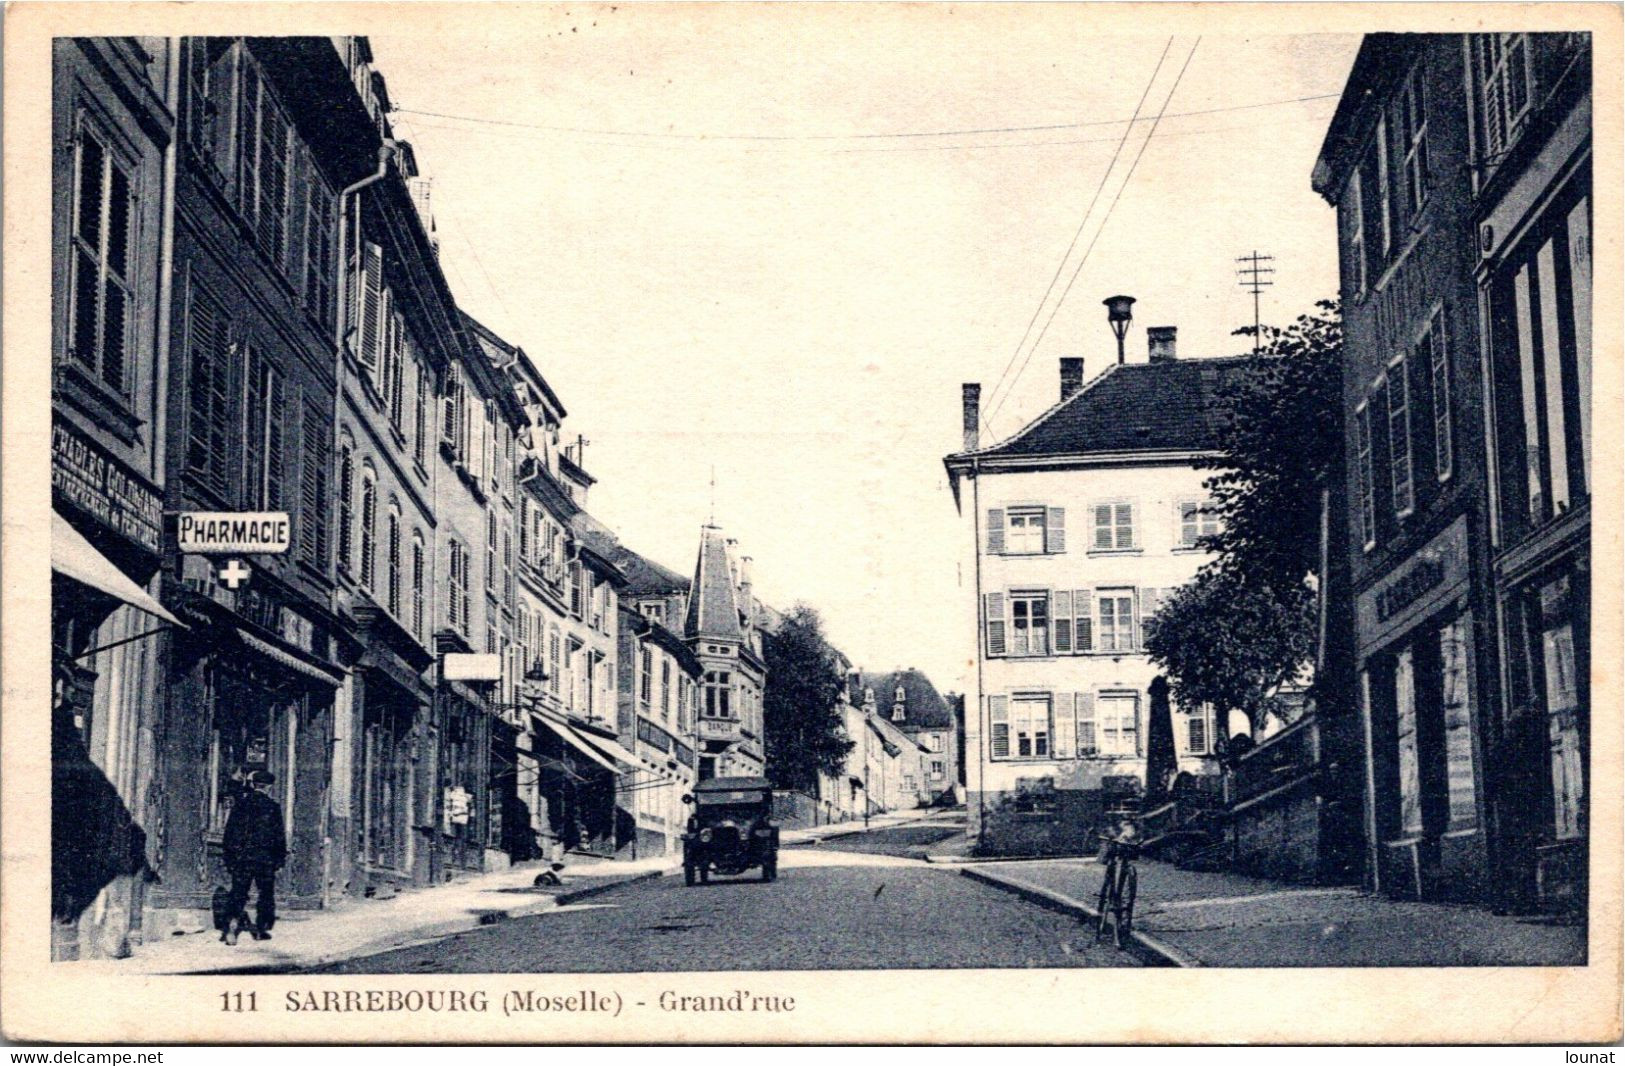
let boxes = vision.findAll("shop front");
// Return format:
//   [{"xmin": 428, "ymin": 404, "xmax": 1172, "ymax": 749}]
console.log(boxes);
[
  {"xmin": 1355, "ymin": 516, "xmax": 1491, "ymax": 902},
  {"xmin": 150, "ymin": 572, "xmax": 342, "ymax": 937}
]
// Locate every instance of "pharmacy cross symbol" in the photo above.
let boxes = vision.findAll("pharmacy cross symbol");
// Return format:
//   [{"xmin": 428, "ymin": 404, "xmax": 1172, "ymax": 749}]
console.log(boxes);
[{"xmin": 219, "ymin": 559, "xmax": 251, "ymax": 590}]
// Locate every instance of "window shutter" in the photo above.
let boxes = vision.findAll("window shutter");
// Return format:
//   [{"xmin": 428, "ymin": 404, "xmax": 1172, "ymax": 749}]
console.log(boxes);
[
  {"xmin": 1053, "ymin": 692, "xmax": 1076, "ymax": 759},
  {"xmin": 1076, "ymin": 693, "xmax": 1096, "ymax": 755},
  {"xmin": 265, "ymin": 368, "xmax": 285, "ymax": 509},
  {"xmin": 1093, "ymin": 504, "xmax": 1113, "ymax": 549},
  {"xmin": 1115, "ymin": 502, "xmax": 1135, "ymax": 549},
  {"xmin": 984, "ymin": 592, "xmax": 1006, "ymax": 657},
  {"xmin": 1137, "ymin": 587, "xmax": 1158, "ymax": 650},
  {"xmin": 1053, "ymin": 590, "xmax": 1073, "ymax": 654},
  {"xmin": 1074, "ymin": 589, "xmax": 1093, "ymax": 652},
  {"xmin": 357, "ymin": 241, "xmax": 383, "ymax": 369},
  {"xmin": 989, "ymin": 695, "xmax": 1009, "ymax": 759},
  {"xmin": 985, "ymin": 509, "xmax": 1004, "ymax": 554},
  {"xmin": 1045, "ymin": 507, "xmax": 1065, "ymax": 553}
]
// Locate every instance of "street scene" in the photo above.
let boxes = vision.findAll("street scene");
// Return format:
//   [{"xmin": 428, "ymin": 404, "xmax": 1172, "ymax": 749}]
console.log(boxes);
[{"xmin": 44, "ymin": 17, "xmax": 1592, "ymax": 979}]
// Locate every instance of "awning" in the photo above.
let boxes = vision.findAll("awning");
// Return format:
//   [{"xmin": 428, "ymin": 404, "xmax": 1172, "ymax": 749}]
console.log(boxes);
[
  {"xmin": 531, "ymin": 715, "xmax": 619, "ymax": 774},
  {"xmin": 574, "ymin": 730, "xmax": 644, "ymax": 771},
  {"xmin": 238, "ymin": 630, "xmax": 344, "ymax": 686},
  {"xmin": 52, "ymin": 512, "xmax": 184, "ymax": 627}
]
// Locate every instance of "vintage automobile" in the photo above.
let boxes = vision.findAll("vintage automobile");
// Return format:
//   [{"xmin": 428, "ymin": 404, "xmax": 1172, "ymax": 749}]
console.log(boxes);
[{"xmin": 680, "ymin": 776, "xmax": 779, "ymax": 885}]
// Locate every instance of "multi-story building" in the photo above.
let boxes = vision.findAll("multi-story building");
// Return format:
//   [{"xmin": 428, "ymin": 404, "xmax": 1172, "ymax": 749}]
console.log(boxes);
[
  {"xmin": 150, "ymin": 36, "xmax": 358, "ymax": 934},
  {"xmin": 943, "ymin": 336, "xmax": 1240, "ymax": 855},
  {"xmin": 856, "ymin": 669, "xmax": 959, "ymax": 804},
  {"xmin": 50, "ymin": 36, "xmax": 178, "ymax": 960},
  {"xmin": 683, "ymin": 525, "xmax": 768, "ymax": 781},
  {"xmin": 1470, "ymin": 32, "xmax": 1591, "ymax": 915},
  {"xmin": 612, "ymin": 598, "xmax": 703, "ymax": 855},
  {"xmin": 1313, "ymin": 32, "xmax": 1591, "ymax": 910}
]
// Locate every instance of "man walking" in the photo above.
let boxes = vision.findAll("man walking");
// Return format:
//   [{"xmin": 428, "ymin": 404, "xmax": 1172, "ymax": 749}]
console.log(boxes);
[{"xmin": 221, "ymin": 770, "xmax": 286, "ymax": 945}]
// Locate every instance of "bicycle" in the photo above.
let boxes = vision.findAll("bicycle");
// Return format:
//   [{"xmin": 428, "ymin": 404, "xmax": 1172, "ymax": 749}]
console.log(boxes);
[{"xmin": 1093, "ymin": 832, "xmax": 1139, "ymax": 950}]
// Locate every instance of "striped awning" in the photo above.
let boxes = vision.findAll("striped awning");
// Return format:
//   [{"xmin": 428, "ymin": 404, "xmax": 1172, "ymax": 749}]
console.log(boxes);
[
  {"xmin": 531, "ymin": 715, "xmax": 619, "ymax": 774},
  {"xmin": 237, "ymin": 629, "xmax": 344, "ymax": 686}
]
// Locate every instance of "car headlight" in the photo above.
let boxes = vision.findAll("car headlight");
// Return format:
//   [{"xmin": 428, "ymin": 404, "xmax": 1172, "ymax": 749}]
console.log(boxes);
[
  {"xmin": 753, "ymin": 828, "xmax": 773, "ymax": 837},
  {"xmin": 699, "ymin": 829, "xmax": 712, "ymax": 843}
]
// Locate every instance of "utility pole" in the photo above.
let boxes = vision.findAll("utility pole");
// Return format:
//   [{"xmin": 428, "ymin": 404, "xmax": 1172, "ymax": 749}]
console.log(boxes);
[{"xmin": 1236, "ymin": 251, "xmax": 1275, "ymax": 355}]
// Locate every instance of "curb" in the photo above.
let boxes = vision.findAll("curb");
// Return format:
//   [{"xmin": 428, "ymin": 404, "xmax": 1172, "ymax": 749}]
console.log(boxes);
[
  {"xmin": 959, "ymin": 867, "xmax": 1201, "ymax": 968},
  {"xmin": 184, "ymin": 867, "xmax": 676, "ymax": 975},
  {"xmin": 924, "ymin": 853, "xmax": 1091, "ymax": 865}
]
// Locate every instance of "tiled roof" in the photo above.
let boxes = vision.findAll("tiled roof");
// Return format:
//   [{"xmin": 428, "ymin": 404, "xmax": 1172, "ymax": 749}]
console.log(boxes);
[
  {"xmin": 962, "ymin": 357, "xmax": 1254, "ymax": 460},
  {"xmin": 853, "ymin": 668, "xmax": 954, "ymax": 731},
  {"xmin": 606, "ymin": 542, "xmax": 691, "ymax": 598},
  {"xmin": 684, "ymin": 524, "xmax": 743, "ymax": 641}
]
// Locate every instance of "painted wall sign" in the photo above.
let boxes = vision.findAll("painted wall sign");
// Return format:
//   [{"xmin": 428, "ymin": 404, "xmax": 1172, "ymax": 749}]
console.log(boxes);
[
  {"xmin": 1356, "ymin": 515, "xmax": 1471, "ymax": 655},
  {"xmin": 176, "ymin": 512, "xmax": 291, "ymax": 554},
  {"xmin": 51, "ymin": 422, "xmax": 163, "ymax": 554}
]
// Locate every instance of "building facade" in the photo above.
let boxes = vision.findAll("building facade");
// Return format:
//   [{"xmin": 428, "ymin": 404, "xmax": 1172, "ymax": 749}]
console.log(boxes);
[
  {"xmin": 944, "ymin": 338, "xmax": 1238, "ymax": 855},
  {"xmin": 1313, "ymin": 32, "xmax": 1591, "ymax": 910},
  {"xmin": 50, "ymin": 36, "xmax": 178, "ymax": 960},
  {"xmin": 858, "ymin": 669, "xmax": 960, "ymax": 804},
  {"xmin": 684, "ymin": 525, "xmax": 768, "ymax": 781}
]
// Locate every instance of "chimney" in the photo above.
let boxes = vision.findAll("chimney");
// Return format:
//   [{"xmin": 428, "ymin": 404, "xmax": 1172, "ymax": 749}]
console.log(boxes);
[
  {"xmin": 1059, "ymin": 357, "xmax": 1084, "ymax": 401},
  {"xmin": 1148, "ymin": 326, "xmax": 1178, "ymax": 363},
  {"xmin": 961, "ymin": 383, "xmax": 981, "ymax": 451}
]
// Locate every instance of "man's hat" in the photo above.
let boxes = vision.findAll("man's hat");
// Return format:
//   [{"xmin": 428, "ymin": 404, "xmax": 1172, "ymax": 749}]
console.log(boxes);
[{"xmin": 248, "ymin": 770, "xmax": 276, "ymax": 786}]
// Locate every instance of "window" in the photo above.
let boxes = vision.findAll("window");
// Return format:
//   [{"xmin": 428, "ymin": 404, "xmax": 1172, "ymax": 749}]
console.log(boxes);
[
  {"xmin": 1183, "ymin": 703, "xmax": 1216, "ymax": 756},
  {"xmin": 1355, "ymin": 403, "xmax": 1376, "ymax": 549},
  {"xmin": 703, "ymin": 671, "xmax": 733, "ymax": 718},
  {"xmin": 300, "ymin": 403, "xmax": 330, "ymax": 569},
  {"xmin": 503, "ymin": 529, "xmax": 514, "ymax": 603},
  {"xmin": 1387, "ymin": 356, "xmax": 1415, "ymax": 517},
  {"xmin": 67, "ymin": 118, "xmax": 136, "ymax": 396},
  {"xmin": 1096, "ymin": 589, "xmax": 1137, "ymax": 653},
  {"xmin": 448, "ymin": 539, "xmax": 469, "ymax": 636},
  {"xmin": 1375, "ymin": 114, "xmax": 1392, "ymax": 257},
  {"xmin": 1075, "ymin": 694, "xmax": 1097, "ymax": 756},
  {"xmin": 1178, "ymin": 499, "xmax": 1221, "ymax": 548},
  {"xmin": 383, "ymin": 308, "xmax": 405, "ymax": 428},
  {"xmin": 185, "ymin": 282, "xmax": 235, "ymax": 498},
  {"xmin": 1009, "ymin": 591, "xmax": 1050, "ymax": 657},
  {"xmin": 486, "ymin": 511, "xmax": 497, "ymax": 592},
  {"xmin": 1537, "ymin": 577, "xmax": 1583, "ymax": 840},
  {"xmin": 242, "ymin": 348, "xmax": 285, "ymax": 510},
  {"xmin": 640, "ymin": 647, "xmax": 654, "ymax": 707},
  {"xmin": 1395, "ymin": 648, "xmax": 1422, "ymax": 835},
  {"xmin": 335, "ymin": 441, "xmax": 354, "ymax": 573},
  {"xmin": 930, "ymin": 760, "xmax": 944, "ymax": 778},
  {"xmin": 661, "ymin": 659, "xmax": 673, "ymax": 720},
  {"xmin": 182, "ymin": 39, "xmax": 237, "ymax": 185},
  {"xmin": 569, "ymin": 559, "xmax": 585, "ymax": 617},
  {"xmin": 1390, "ymin": 63, "xmax": 1429, "ymax": 227},
  {"xmin": 413, "ymin": 361, "xmax": 429, "ymax": 467},
  {"xmin": 1348, "ymin": 169, "xmax": 1368, "ymax": 297},
  {"xmin": 1006, "ymin": 508, "xmax": 1045, "ymax": 554},
  {"xmin": 1474, "ymin": 34, "xmax": 1532, "ymax": 163},
  {"xmin": 1426, "ymin": 307, "xmax": 1453, "ymax": 481},
  {"xmin": 386, "ymin": 506, "xmax": 401, "ymax": 617},
  {"xmin": 1440, "ymin": 618, "xmax": 1478, "ymax": 829},
  {"xmin": 1493, "ymin": 197, "xmax": 1591, "ymax": 536},
  {"xmin": 358, "ymin": 469, "xmax": 377, "ymax": 590},
  {"xmin": 411, "ymin": 531, "xmax": 425, "ymax": 640},
  {"xmin": 1092, "ymin": 502, "xmax": 1135, "ymax": 550},
  {"xmin": 548, "ymin": 627, "xmax": 562, "ymax": 696},
  {"xmin": 640, "ymin": 602, "xmax": 665, "ymax": 624},
  {"xmin": 927, "ymin": 734, "xmax": 943, "ymax": 752},
  {"xmin": 1096, "ymin": 692, "xmax": 1139, "ymax": 756}
]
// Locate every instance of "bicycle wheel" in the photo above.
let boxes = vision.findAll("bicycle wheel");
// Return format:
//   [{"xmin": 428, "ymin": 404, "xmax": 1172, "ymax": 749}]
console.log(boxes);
[
  {"xmin": 1120, "ymin": 866, "xmax": 1138, "ymax": 935},
  {"xmin": 1094, "ymin": 866, "xmax": 1113, "ymax": 942}
]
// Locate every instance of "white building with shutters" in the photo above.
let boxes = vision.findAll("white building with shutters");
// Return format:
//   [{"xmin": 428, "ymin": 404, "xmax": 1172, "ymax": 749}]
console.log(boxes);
[{"xmin": 944, "ymin": 333, "xmax": 1250, "ymax": 855}]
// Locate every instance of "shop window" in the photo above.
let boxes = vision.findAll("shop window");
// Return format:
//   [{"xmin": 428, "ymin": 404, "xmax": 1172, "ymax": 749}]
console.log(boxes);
[
  {"xmin": 1540, "ymin": 577, "xmax": 1584, "ymax": 840},
  {"xmin": 1395, "ymin": 649, "xmax": 1423, "ymax": 836},
  {"xmin": 1440, "ymin": 618, "xmax": 1478, "ymax": 829}
]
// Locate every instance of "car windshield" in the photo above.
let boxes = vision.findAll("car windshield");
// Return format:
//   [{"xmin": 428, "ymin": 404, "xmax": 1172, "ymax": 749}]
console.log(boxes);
[{"xmin": 695, "ymin": 789, "xmax": 768, "ymax": 805}]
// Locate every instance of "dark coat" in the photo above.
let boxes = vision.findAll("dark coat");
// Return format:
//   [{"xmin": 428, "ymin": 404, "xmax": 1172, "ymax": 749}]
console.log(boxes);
[{"xmin": 223, "ymin": 789, "xmax": 287, "ymax": 871}]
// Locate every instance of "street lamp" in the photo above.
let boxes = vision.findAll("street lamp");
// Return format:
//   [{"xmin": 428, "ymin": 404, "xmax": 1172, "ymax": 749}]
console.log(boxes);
[{"xmin": 1104, "ymin": 295, "xmax": 1136, "ymax": 365}]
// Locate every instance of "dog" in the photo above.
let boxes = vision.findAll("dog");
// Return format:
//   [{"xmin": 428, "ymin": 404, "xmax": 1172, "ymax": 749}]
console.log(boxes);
[
  {"xmin": 532, "ymin": 862, "xmax": 567, "ymax": 888},
  {"xmin": 211, "ymin": 886, "xmax": 240, "ymax": 944}
]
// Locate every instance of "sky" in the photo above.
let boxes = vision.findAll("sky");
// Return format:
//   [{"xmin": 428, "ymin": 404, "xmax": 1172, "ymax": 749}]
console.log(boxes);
[{"xmin": 368, "ymin": 11, "xmax": 1360, "ymax": 696}]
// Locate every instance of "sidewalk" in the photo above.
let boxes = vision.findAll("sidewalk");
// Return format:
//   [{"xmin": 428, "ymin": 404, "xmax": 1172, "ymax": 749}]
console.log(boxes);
[
  {"xmin": 68, "ymin": 855, "xmax": 676, "ymax": 975},
  {"xmin": 964, "ymin": 857, "xmax": 1587, "ymax": 967},
  {"xmin": 781, "ymin": 806, "xmax": 947, "ymax": 846}
]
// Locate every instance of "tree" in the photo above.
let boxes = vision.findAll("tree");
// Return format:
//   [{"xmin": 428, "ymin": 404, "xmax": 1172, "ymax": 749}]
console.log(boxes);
[
  {"xmin": 1143, "ymin": 301, "xmax": 1343, "ymax": 736},
  {"xmin": 762, "ymin": 605, "xmax": 856, "ymax": 793}
]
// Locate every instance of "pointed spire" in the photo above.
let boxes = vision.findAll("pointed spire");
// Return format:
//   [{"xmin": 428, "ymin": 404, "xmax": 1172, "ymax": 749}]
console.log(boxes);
[{"xmin": 684, "ymin": 524, "xmax": 744, "ymax": 641}]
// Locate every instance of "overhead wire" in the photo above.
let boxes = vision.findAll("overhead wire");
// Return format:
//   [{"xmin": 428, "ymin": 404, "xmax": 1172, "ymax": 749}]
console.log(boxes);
[
  {"xmin": 984, "ymin": 36, "xmax": 1203, "ymax": 435},
  {"xmin": 976, "ymin": 37, "xmax": 1172, "ymax": 440},
  {"xmin": 389, "ymin": 91, "xmax": 1339, "ymax": 146}
]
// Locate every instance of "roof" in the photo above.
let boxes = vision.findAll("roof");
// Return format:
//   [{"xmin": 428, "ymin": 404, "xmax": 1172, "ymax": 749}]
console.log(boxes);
[
  {"xmin": 1311, "ymin": 34, "xmax": 1423, "ymax": 203},
  {"xmin": 950, "ymin": 357, "xmax": 1254, "ymax": 463},
  {"xmin": 853, "ymin": 668, "xmax": 954, "ymax": 731},
  {"xmin": 461, "ymin": 310, "xmax": 567, "ymax": 422},
  {"xmin": 684, "ymin": 524, "xmax": 744, "ymax": 642},
  {"xmin": 605, "ymin": 543, "xmax": 691, "ymax": 598}
]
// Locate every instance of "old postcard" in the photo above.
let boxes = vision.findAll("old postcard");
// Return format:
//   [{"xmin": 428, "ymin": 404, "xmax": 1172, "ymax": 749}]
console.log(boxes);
[{"xmin": 3, "ymin": 0, "xmax": 1620, "ymax": 1045}]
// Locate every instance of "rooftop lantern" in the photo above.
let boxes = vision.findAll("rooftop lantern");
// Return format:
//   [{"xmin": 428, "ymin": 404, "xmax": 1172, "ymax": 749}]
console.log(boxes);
[{"xmin": 1103, "ymin": 294, "xmax": 1136, "ymax": 365}]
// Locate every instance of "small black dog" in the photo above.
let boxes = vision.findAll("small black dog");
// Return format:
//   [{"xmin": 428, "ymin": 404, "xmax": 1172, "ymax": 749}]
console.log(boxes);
[
  {"xmin": 532, "ymin": 862, "xmax": 567, "ymax": 888},
  {"xmin": 211, "ymin": 886, "xmax": 238, "ymax": 943}
]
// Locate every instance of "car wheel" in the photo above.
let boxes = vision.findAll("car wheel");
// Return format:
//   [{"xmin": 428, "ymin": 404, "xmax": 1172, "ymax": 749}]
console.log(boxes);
[
  {"xmin": 763, "ymin": 858, "xmax": 777, "ymax": 883},
  {"xmin": 684, "ymin": 863, "xmax": 696, "ymax": 887},
  {"xmin": 698, "ymin": 866, "xmax": 710, "ymax": 885}
]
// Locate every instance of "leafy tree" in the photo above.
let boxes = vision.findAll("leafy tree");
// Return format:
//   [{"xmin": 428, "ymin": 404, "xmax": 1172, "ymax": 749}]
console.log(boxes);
[
  {"xmin": 762, "ymin": 605, "xmax": 855, "ymax": 792},
  {"xmin": 1144, "ymin": 301, "xmax": 1342, "ymax": 736}
]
